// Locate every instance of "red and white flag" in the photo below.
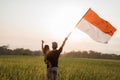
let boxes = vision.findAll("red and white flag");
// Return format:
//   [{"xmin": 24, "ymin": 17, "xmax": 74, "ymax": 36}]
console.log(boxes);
[{"xmin": 76, "ymin": 8, "xmax": 116, "ymax": 43}]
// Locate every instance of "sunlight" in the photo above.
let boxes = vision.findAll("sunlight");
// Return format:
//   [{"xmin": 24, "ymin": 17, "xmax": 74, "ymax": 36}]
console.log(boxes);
[{"xmin": 69, "ymin": 28, "xmax": 89, "ymax": 41}]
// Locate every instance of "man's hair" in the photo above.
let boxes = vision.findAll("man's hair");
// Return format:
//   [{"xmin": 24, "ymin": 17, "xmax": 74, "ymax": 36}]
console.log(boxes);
[{"xmin": 52, "ymin": 42, "xmax": 58, "ymax": 49}]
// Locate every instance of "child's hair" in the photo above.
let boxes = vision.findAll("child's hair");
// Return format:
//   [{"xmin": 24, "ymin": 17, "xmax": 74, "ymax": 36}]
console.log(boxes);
[{"xmin": 43, "ymin": 45, "xmax": 49, "ymax": 55}]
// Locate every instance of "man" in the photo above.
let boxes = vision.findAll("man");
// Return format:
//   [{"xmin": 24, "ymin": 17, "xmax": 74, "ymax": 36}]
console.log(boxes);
[{"xmin": 47, "ymin": 37, "xmax": 68, "ymax": 80}]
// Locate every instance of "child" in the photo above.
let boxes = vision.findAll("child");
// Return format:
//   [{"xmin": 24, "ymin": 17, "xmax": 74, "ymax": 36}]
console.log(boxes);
[
  {"xmin": 41, "ymin": 40, "xmax": 51, "ymax": 67},
  {"xmin": 41, "ymin": 40, "xmax": 52, "ymax": 80}
]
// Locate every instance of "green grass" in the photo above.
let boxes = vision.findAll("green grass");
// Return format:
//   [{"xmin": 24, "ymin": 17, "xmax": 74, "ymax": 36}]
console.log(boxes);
[{"xmin": 0, "ymin": 55, "xmax": 120, "ymax": 80}]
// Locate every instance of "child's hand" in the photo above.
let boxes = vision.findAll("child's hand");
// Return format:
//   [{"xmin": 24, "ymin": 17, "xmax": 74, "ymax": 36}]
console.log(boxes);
[{"xmin": 42, "ymin": 40, "xmax": 44, "ymax": 43}]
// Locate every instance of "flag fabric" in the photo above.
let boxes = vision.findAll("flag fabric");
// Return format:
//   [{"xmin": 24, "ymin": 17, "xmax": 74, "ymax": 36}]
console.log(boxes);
[{"xmin": 76, "ymin": 8, "xmax": 116, "ymax": 43}]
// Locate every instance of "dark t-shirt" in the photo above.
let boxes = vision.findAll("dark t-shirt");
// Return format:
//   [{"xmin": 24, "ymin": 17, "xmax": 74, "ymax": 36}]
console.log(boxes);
[{"xmin": 47, "ymin": 47, "xmax": 62, "ymax": 67}]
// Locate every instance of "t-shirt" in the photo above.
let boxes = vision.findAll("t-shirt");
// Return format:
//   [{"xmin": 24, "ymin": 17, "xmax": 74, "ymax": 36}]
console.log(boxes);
[{"xmin": 47, "ymin": 47, "xmax": 62, "ymax": 67}]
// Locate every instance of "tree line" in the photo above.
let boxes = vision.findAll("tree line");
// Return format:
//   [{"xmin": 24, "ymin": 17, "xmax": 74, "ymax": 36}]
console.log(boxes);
[
  {"xmin": 0, "ymin": 45, "xmax": 42, "ymax": 56},
  {"xmin": 0, "ymin": 45, "xmax": 120, "ymax": 60},
  {"xmin": 62, "ymin": 50, "xmax": 120, "ymax": 60}
]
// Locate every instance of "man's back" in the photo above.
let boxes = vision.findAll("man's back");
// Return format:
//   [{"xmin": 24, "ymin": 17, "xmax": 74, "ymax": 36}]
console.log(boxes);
[{"xmin": 47, "ymin": 47, "xmax": 62, "ymax": 67}]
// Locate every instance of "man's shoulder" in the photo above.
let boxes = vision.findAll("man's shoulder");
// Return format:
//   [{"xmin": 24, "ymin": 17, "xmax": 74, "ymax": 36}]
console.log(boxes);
[
  {"xmin": 49, "ymin": 50, "xmax": 60, "ymax": 55},
  {"xmin": 50, "ymin": 50, "xmax": 58, "ymax": 53}
]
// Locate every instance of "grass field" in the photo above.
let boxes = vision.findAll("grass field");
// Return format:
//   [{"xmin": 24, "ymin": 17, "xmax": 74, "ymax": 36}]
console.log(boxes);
[{"xmin": 0, "ymin": 55, "xmax": 120, "ymax": 80}]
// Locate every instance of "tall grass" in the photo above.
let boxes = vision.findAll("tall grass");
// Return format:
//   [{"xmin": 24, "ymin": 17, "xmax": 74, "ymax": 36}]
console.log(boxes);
[{"xmin": 0, "ymin": 55, "xmax": 120, "ymax": 80}]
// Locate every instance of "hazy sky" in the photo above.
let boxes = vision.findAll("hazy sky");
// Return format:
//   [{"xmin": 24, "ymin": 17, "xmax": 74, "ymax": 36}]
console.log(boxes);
[{"xmin": 0, "ymin": 0, "xmax": 120, "ymax": 54}]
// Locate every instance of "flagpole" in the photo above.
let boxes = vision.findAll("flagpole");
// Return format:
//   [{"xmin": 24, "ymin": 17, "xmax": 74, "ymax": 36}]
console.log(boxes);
[
  {"xmin": 66, "ymin": 8, "xmax": 91, "ymax": 38},
  {"xmin": 66, "ymin": 31, "xmax": 72, "ymax": 38}
]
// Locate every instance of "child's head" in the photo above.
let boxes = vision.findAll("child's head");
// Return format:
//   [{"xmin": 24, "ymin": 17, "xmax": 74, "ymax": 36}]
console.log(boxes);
[{"xmin": 44, "ymin": 45, "xmax": 49, "ymax": 54}]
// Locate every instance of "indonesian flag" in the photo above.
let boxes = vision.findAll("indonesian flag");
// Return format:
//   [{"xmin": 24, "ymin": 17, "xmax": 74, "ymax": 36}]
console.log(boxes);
[{"xmin": 76, "ymin": 8, "xmax": 116, "ymax": 43}]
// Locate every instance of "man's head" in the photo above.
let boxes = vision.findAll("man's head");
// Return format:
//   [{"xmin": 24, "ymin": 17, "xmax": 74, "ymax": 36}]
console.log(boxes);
[{"xmin": 52, "ymin": 42, "xmax": 58, "ymax": 50}]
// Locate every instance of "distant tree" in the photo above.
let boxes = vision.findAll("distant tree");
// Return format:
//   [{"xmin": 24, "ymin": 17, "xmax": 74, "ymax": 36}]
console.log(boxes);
[
  {"xmin": 81, "ymin": 51, "xmax": 89, "ymax": 58},
  {"xmin": 0, "ymin": 45, "xmax": 12, "ymax": 55},
  {"xmin": 13, "ymin": 48, "xmax": 32, "ymax": 55},
  {"xmin": 89, "ymin": 50, "xmax": 102, "ymax": 58},
  {"xmin": 32, "ymin": 50, "xmax": 42, "ymax": 56}
]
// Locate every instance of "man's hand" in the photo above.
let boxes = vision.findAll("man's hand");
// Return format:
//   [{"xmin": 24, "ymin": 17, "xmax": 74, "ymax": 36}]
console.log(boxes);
[
  {"xmin": 65, "ymin": 37, "xmax": 68, "ymax": 41},
  {"xmin": 63, "ymin": 37, "xmax": 68, "ymax": 43}
]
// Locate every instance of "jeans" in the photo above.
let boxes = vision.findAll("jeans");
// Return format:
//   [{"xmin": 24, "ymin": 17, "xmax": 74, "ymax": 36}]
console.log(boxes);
[{"xmin": 47, "ymin": 67, "xmax": 58, "ymax": 80}]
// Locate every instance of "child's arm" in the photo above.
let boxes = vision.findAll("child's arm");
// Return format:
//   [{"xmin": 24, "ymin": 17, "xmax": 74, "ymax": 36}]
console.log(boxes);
[{"xmin": 41, "ymin": 40, "xmax": 44, "ymax": 53}]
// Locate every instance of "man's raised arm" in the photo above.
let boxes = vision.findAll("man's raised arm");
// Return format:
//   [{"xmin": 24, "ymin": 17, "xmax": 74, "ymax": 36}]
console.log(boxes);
[{"xmin": 60, "ymin": 37, "xmax": 68, "ymax": 49}]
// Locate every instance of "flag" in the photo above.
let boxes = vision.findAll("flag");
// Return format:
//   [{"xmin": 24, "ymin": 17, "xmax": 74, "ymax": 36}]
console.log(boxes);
[{"xmin": 76, "ymin": 8, "xmax": 116, "ymax": 43}]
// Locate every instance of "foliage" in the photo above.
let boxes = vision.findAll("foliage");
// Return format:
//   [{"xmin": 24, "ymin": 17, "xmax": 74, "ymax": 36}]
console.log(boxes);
[
  {"xmin": 62, "ymin": 50, "xmax": 120, "ymax": 60},
  {"xmin": 0, "ymin": 45, "xmax": 42, "ymax": 55}
]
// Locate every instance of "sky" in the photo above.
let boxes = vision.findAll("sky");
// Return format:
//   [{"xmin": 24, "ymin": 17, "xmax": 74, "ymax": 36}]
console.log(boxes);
[{"xmin": 0, "ymin": 0, "xmax": 120, "ymax": 54}]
